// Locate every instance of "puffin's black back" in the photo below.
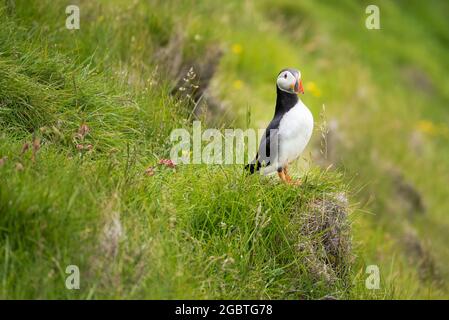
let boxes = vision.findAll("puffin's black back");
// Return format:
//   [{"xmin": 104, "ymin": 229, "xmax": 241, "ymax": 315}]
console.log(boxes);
[{"xmin": 245, "ymin": 85, "xmax": 298, "ymax": 174}]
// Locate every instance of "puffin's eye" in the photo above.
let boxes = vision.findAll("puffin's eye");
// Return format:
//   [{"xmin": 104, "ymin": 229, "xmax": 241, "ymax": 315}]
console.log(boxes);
[{"xmin": 284, "ymin": 73, "xmax": 287, "ymax": 79}]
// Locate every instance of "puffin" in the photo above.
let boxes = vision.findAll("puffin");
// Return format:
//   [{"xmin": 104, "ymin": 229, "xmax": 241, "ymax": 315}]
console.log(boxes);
[{"xmin": 246, "ymin": 68, "xmax": 314, "ymax": 185}]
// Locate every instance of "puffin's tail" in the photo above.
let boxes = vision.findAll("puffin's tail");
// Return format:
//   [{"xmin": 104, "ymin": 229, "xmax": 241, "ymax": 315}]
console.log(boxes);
[{"xmin": 245, "ymin": 161, "xmax": 260, "ymax": 174}]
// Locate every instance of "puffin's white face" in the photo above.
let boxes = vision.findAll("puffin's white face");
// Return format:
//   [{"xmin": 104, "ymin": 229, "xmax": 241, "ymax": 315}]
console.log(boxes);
[{"xmin": 276, "ymin": 69, "xmax": 304, "ymax": 94}]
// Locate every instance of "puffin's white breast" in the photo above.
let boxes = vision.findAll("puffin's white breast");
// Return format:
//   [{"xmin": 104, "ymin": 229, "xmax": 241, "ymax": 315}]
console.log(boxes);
[{"xmin": 277, "ymin": 101, "xmax": 314, "ymax": 166}]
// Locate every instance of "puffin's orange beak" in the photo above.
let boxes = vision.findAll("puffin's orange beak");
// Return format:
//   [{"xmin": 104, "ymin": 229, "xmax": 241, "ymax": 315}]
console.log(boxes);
[
  {"xmin": 297, "ymin": 79, "xmax": 304, "ymax": 94},
  {"xmin": 293, "ymin": 79, "xmax": 304, "ymax": 94}
]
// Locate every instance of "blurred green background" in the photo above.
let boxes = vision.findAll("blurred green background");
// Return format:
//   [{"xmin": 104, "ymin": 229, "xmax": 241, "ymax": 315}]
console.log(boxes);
[{"xmin": 0, "ymin": 0, "xmax": 448, "ymax": 299}]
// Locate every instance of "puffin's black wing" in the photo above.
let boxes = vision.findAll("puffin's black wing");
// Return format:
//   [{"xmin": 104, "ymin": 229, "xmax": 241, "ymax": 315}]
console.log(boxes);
[{"xmin": 246, "ymin": 115, "xmax": 281, "ymax": 174}]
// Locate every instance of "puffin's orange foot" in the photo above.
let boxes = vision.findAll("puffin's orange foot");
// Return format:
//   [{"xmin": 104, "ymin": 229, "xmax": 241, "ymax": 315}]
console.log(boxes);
[
  {"xmin": 282, "ymin": 166, "xmax": 302, "ymax": 186},
  {"xmin": 277, "ymin": 169, "xmax": 288, "ymax": 183}
]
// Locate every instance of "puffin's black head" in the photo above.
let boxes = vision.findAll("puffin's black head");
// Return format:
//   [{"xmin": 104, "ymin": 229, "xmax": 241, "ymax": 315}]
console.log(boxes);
[{"xmin": 276, "ymin": 68, "xmax": 304, "ymax": 95}]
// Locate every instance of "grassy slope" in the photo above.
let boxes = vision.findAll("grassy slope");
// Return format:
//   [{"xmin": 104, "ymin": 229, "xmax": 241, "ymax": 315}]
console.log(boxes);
[
  {"xmin": 0, "ymin": 1, "xmax": 363, "ymax": 299},
  {"xmin": 1, "ymin": 0, "xmax": 448, "ymax": 299}
]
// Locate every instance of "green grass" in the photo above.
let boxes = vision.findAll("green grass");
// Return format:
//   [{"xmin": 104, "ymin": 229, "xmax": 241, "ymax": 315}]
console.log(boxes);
[
  {"xmin": 0, "ymin": 2, "xmax": 362, "ymax": 299},
  {"xmin": 1, "ymin": 0, "xmax": 448, "ymax": 299}
]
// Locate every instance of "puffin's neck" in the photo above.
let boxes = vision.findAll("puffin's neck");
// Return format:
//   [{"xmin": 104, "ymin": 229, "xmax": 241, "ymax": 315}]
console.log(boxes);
[{"xmin": 274, "ymin": 86, "xmax": 299, "ymax": 116}]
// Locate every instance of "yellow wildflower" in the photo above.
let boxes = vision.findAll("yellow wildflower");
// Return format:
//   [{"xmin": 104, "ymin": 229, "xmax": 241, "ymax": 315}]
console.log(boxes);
[
  {"xmin": 416, "ymin": 120, "xmax": 438, "ymax": 136},
  {"xmin": 233, "ymin": 80, "xmax": 243, "ymax": 90},
  {"xmin": 231, "ymin": 43, "xmax": 243, "ymax": 55},
  {"xmin": 305, "ymin": 81, "xmax": 322, "ymax": 97}
]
